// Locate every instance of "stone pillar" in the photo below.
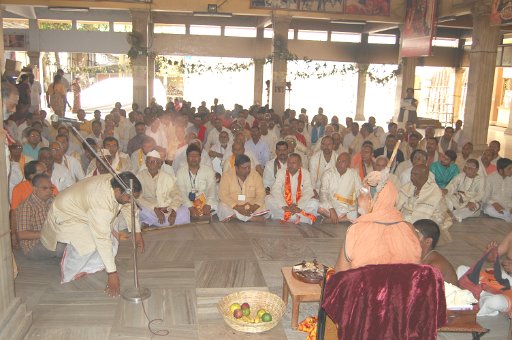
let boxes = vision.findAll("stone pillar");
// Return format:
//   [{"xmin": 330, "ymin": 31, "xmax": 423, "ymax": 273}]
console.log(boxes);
[
  {"xmin": 253, "ymin": 59, "xmax": 265, "ymax": 105},
  {"xmin": 394, "ymin": 57, "xmax": 417, "ymax": 121},
  {"xmin": 0, "ymin": 11, "xmax": 32, "ymax": 340},
  {"xmin": 148, "ymin": 54, "xmax": 155, "ymax": 104},
  {"xmin": 354, "ymin": 64, "xmax": 368, "ymax": 121},
  {"xmin": 130, "ymin": 10, "xmax": 150, "ymax": 108},
  {"xmin": 463, "ymin": 0, "xmax": 501, "ymax": 151},
  {"xmin": 505, "ymin": 95, "xmax": 512, "ymax": 134},
  {"xmin": 27, "ymin": 51, "xmax": 40, "ymax": 67},
  {"xmin": 271, "ymin": 15, "xmax": 291, "ymax": 115},
  {"xmin": 452, "ymin": 68, "xmax": 465, "ymax": 122}
]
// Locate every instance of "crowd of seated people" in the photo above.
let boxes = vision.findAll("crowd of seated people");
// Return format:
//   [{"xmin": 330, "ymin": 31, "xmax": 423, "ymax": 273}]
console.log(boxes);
[
  {"xmin": 5, "ymin": 71, "xmax": 512, "ymax": 324},
  {"xmin": 4, "ymin": 92, "xmax": 512, "ymax": 249}
]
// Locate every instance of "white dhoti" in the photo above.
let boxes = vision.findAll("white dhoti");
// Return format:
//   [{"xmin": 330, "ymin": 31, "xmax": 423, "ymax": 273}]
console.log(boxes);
[
  {"xmin": 265, "ymin": 196, "xmax": 319, "ymax": 225},
  {"xmin": 139, "ymin": 205, "xmax": 191, "ymax": 227},
  {"xmin": 483, "ymin": 204, "xmax": 512, "ymax": 223},
  {"xmin": 446, "ymin": 197, "xmax": 481, "ymax": 222},
  {"xmin": 318, "ymin": 204, "xmax": 358, "ymax": 221},
  {"xmin": 217, "ymin": 202, "xmax": 268, "ymax": 222},
  {"xmin": 61, "ymin": 235, "xmax": 119, "ymax": 284}
]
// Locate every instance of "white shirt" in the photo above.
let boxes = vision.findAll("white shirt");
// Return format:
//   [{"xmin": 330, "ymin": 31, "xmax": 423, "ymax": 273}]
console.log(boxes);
[
  {"xmin": 261, "ymin": 132, "xmax": 278, "ymax": 157},
  {"xmin": 309, "ymin": 150, "xmax": 337, "ymax": 191},
  {"xmin": 137, "ymin": 168, "xmax": 182, "ymax": 210},
  {"xmin": 8, "ymin": 161, "xmax": 23, "ymax": 202},
  {"xmin": 210, "ymin": 143, "xmax": 230, "ymax": 174},
  {"xmin": 146, "ymin": 124, "xmax": 168, "ymax": 149},
  {"xmin": 319, "ymin": 167, "xmax": 361, "ymax": 212},
  {"xmin": 175, "ymin": 165, "xmax": 218, "ymax": 209},
  {"xmin": 270, "ymin": 167, "xmax": 315, "ymax": 211},
  {"xmin": 204, "ymin": 127, "xmax": 230, "ymax": 151},
  {"xmin": 61, "ymin": 154, "xmax": 85, "ymax": 182},
  {"xmin": 263, "ymin": 157, "xmax": 287, "ymax": 189},
  {"xmin": 484, "ymin": 172, "xmax": 512, "ymax": 207},
  {"xmin": 244, "ymin": 138, "xmax": 271, "ymax": 167},
  {"xmin": 343, "ymin": 133, "xmax": 357, "ymax": 150},
  {"xmin": 51, "ymin": 162, "xmax": 75, "ymax": 191},
  {"xmin": 172, "ymin": 146, "xmax": 213, "ymax": 174}
]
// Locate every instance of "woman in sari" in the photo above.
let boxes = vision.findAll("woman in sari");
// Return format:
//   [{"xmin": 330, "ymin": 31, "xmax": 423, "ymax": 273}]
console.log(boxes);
[{"xmin": 46, "ymin": 74, "xmax": 68, "ymax": 117}]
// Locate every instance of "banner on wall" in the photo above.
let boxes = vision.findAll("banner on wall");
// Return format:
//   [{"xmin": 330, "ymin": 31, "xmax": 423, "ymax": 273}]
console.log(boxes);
[
  {"xmin": 400, "ymin": 0, "xmax": 437, "ymax": 57},
  {"xmin": 490, "ymin": 0, "xmax": 512, "ymax": 26},
  {"xmin": 250, "ymin": 0, "xmax": 390, "ymax": 16}
]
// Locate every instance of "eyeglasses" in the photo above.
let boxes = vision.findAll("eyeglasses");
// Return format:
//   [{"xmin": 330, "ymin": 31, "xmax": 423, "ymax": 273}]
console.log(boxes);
[
  {"xmin": 35, "ymin": 186, "xmax": 52, "ymax": 190},
  {"xmin": 50, "ymin": 148, "xmax": 61, "ymax": 151},
  {"xmin": 10, "ymin": 145, "xmax": 22, "ymax": 149}
]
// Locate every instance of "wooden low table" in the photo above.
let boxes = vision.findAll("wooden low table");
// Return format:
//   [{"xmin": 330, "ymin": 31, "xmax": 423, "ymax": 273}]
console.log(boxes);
[
  {"xmin": 438, "ymin": 309, "xmax": 489, "ymax": 339},
  {"xmin": 281, "ymin": 266, "xmax": 322, "ymax": 329}
]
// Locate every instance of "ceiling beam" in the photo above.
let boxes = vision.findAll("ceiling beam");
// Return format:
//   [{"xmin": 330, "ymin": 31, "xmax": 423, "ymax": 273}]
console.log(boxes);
[{"xmin": 363, "ymin": 22, "xmax": 398, "ymax": 34}]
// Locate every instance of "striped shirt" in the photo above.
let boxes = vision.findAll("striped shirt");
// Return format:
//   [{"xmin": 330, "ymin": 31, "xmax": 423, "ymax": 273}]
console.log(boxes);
[{"xmin": 16, "ymin": 193, "xmax": 53, "ymax": 255}]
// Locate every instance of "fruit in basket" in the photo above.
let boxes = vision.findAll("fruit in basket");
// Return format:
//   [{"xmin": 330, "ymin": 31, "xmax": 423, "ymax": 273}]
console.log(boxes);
[
  {"xmin": 255, "ymin": 315, "xmax": 262, "ymax": 323},
  {"xmin": 233, "ymin": 309, "xmax": 243, "ymax": 319},
  {"xmin": 242, "ymin": 307, "xmax": 251, "ymax": 316},
  {"xmin": 242, "ymin": 315, "xmax": 255, "ymax": 323},
  {"xmin": 229, "ymin": 303, "xmax": 241, "ymax": 314},
  {"xmin": 257, "ymin": 309, "xmax": 267, "ymax": 318},
  {"xmin": 261, "ymin": 312, "xmax": 272, "ymax": 322},
  {"xmin": 241, "ymin": 302, "xmax": 250, "ymax": 309}
]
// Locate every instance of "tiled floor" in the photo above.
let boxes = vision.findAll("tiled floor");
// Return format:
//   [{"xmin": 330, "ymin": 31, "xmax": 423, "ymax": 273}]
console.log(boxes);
[{"xmin": 14, "ymin": 214, "xmax": 512, "ymax": 340}]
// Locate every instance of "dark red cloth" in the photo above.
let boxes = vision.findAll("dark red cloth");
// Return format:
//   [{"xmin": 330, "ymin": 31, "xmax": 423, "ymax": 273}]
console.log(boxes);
[
  {"xmin": 322, "ymin": 264, "xmax": 447, "ymax": 340},
  {"xmin": 197, "ymin": 125, "xmax": 207, "ymax": 143}
]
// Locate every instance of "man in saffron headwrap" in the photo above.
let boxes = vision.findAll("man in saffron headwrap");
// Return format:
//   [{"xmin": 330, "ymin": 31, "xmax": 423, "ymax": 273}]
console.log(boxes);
[
  {"xmin": 334, "ymin": 170, "xmax": 421, "ymax": 272},
  {"xmin": 266, "ymin": 153, "xmax": 318, "ymax": 224}
]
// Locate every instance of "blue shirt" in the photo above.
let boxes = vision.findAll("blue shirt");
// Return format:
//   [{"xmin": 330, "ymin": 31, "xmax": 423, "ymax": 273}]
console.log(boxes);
[
  {"xmin": 244, "ymin": 138, "xmax": 270, "ymax": 167},
  {"xmin": 22, "ymin": 144, "xmax": 40, "ymax": 160},
  {"xmin": 429, "ymin": 162, "xmax": 459, "ymax": 189}
]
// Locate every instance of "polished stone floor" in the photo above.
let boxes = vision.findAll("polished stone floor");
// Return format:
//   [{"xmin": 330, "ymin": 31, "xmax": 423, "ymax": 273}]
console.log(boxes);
[{"xmin": 14, "ymin": 213, "xmax": 512, "ymax": 340}]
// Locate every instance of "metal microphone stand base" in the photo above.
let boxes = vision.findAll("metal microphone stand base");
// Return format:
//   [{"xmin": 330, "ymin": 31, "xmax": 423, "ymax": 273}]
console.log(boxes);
[{"xmin": 122, "ymin": 287, "xmax": 151, "ymax": 303}]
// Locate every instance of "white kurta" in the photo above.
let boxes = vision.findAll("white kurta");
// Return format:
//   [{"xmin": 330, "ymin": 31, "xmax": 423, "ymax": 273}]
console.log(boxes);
[
  {"xmin": 445, "ymin": 173, "xmax": 485, "ymax": 221},
  {"xmin": 483, "ymin": 172, "xmax": 512, "ymax": 222},
  {"xmin": 175, "ymin": 165, "xmax": 218, "ymax": 210},
  {"xmin": 309, "ymin": 150, "xmax": 336, "ymax": 191},
  {"xmin": 62, "ymin": 154, "xmax": 85, "ymax": 182},
  {"xmin": 204, "ymin": 127, "xmax": 230, "ymax": 151},
  {"xmin": 397, "ymin": 178, "xmax": 453, "ymax": 231},
  {"xmin": 210, "ymin": 143, "xmax": 230, "ymax": 174},
  {"xmin": 266, "ymin": 167, "xmax": 318, "ymax": 224},
  {"xmin": 41, "ymin": 174, "xmax": 141, "ymax": 273},
  {"xmin": 51, "ymin": 162, "xmax": 75, "ymax": 191},
  {"xmin": 263, "ymin": 158, "xmax": 287, "ymax": 189},
  {"xmin": 319, "ymin": 167, "xmax": 361, "ymax": 218}
]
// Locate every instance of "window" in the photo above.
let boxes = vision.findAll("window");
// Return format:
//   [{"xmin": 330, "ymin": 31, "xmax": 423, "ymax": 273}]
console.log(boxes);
[
  {"xmin": 297, "ymin": 30, "xmax": 328, "ymax": 41},
  {"xmin": 3, "ymin": 18, "xmax": 29, "ymax": 29},
  {"xmin": 225, "ymin": 26, "xmax": 257, "ymax": 38},
  {"xmin": 190, "ymin": 25, "xmax": 221, "ymax": 36},
  {"xmin": 114, "ymin": 22, "xmax": 132, "ymax": 32},
  {"xmin": 263, "ymin": 28, "xmax": 295, "ymax": 39},
  {"xmin": 77, "ymin": 21, "xmax": 109, "ymax": 32},
  {"xmin": 368, "ymin": 34, "xmax": 396, "ymax": 45},
  {"xmin": 38, "ymin": 19, "xmax": 72, "ymax": 30},
  {"xmin": 154, "ymin": 24, "xmax": 186, "ymax": 34},
  {"xmin": 330, "ymin": 32, "xmax": 361, "ymax": 43},
  {"xmin": 432, "ymin": 38, "xmax": 459, "ymax": 48}
]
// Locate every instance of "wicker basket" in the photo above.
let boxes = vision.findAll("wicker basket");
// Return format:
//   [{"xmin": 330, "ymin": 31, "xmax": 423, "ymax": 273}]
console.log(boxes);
[{"xmin": 217, "ymin": 290, "xmax": 285, "ymax": 333}]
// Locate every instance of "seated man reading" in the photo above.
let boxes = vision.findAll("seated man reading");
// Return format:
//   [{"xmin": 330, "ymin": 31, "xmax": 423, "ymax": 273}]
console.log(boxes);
[{"xmin": 217, "ymin": 154, "xmax": 267, "ymax": 222}]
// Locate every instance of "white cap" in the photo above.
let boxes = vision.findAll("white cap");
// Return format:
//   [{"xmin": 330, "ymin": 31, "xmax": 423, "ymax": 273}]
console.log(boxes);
[{"xmin": 146, "ymin": 150, "xmax": 162, "ymax": 159}]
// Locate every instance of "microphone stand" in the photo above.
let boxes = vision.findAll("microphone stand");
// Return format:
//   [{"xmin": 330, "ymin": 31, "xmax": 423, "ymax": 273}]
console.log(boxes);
[{"xmin": 61, "ymin": 120, "xmax": 151, "ymax": 303}]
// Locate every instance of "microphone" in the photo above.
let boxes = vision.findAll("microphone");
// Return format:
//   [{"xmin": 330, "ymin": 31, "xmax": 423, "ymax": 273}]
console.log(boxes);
[{"xmin": 50, "ymin": 114, "xmax": 83, "ymax": 124}]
